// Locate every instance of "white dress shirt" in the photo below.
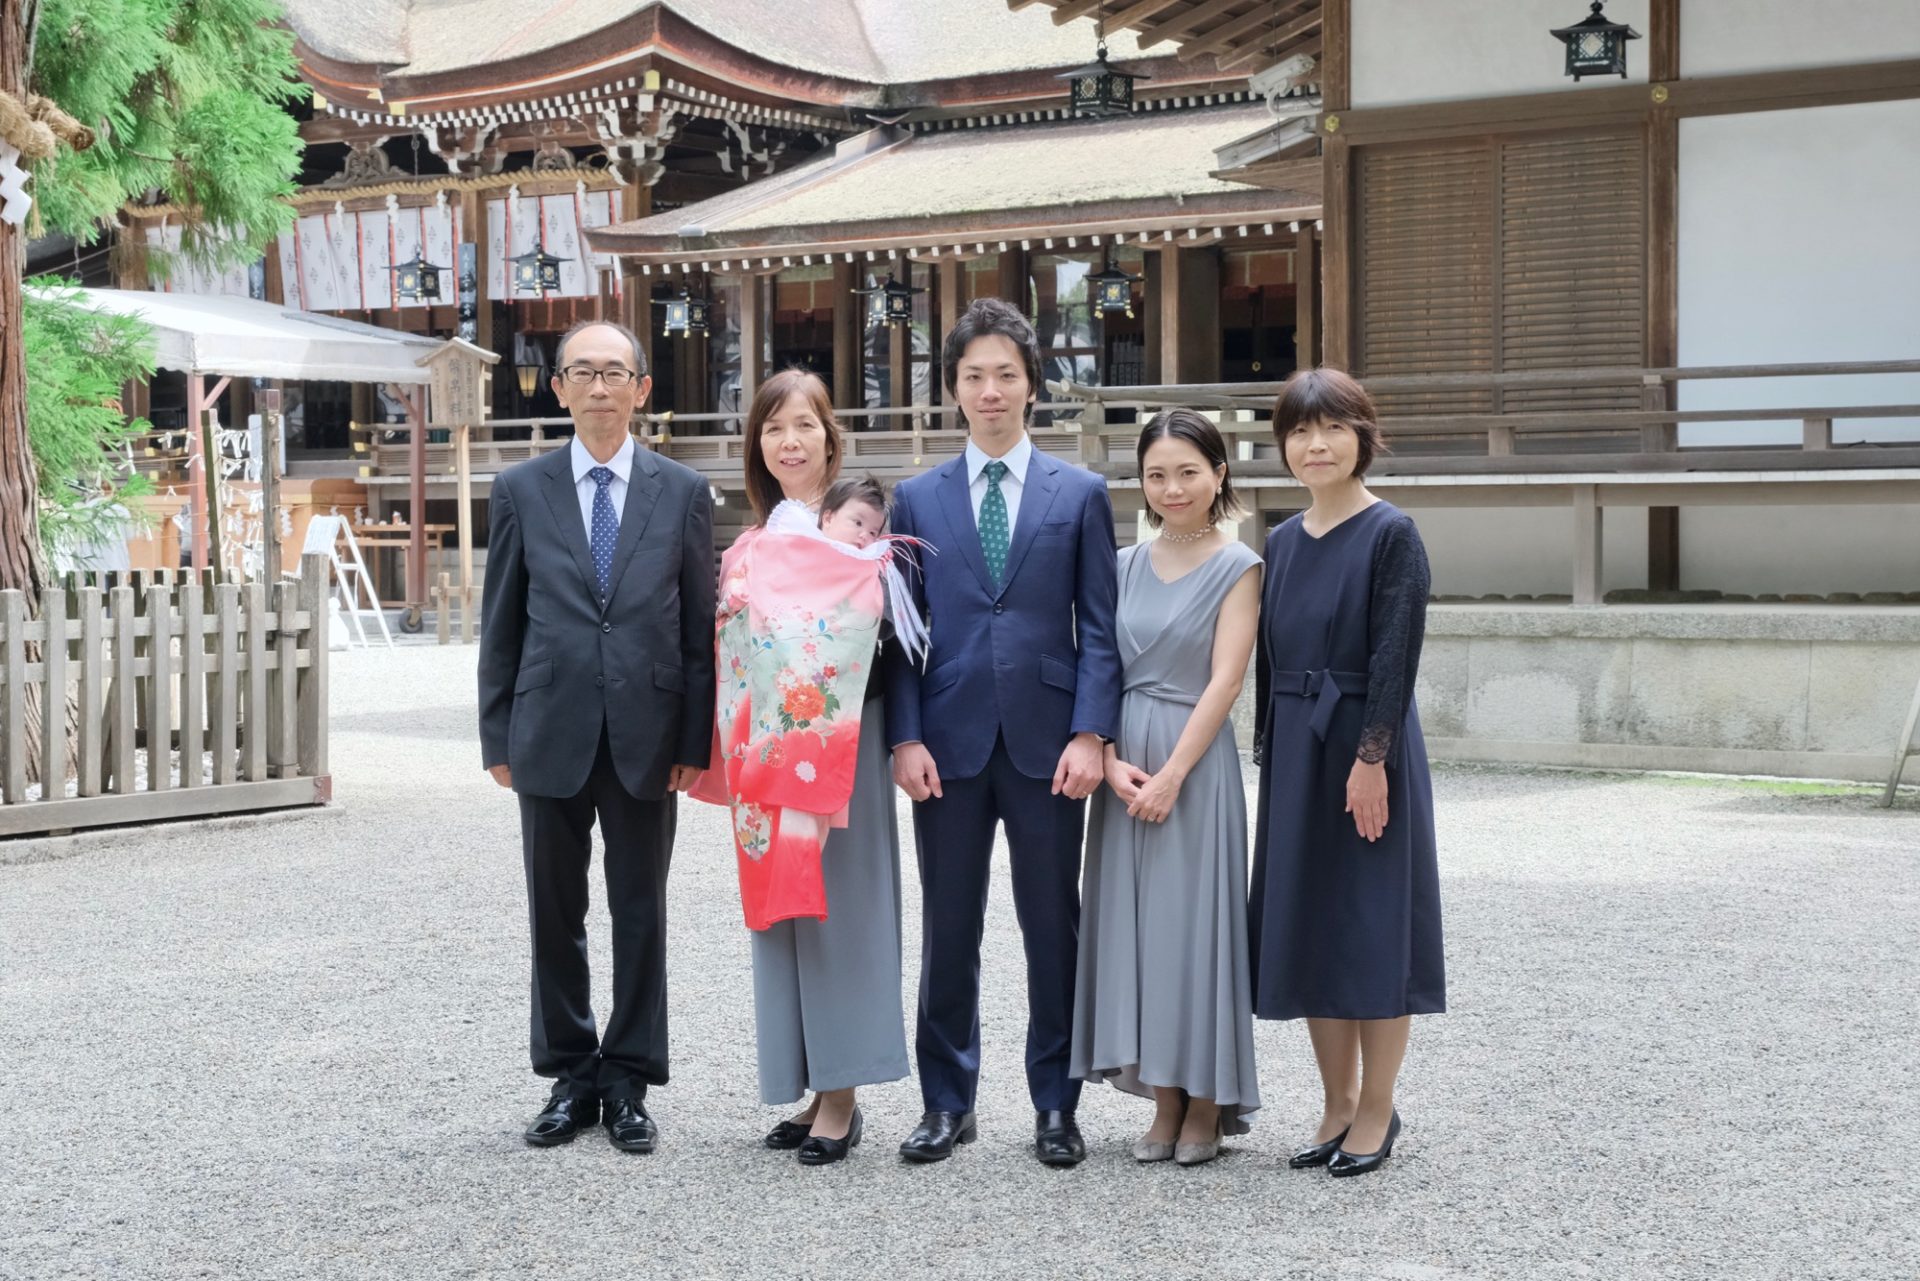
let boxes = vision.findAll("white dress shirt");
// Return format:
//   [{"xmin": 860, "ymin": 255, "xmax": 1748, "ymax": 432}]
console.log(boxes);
[
  {"xmin": 570, "ymin": 434, "xmax": 633, "ymax": 539},
  {"xmin": 965, "ymin": 433, "xmax": 1032, "ymax": 533}
]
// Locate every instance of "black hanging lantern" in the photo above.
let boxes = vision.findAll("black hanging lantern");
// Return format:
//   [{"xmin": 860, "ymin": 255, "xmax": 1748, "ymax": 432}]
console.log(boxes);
[
  {"xmin": 391, "ymin": 252, "xmax": 447, "ymax": 303},
  {"xmin": 511, "ymin": 246, "xmax": 568, "ymax": 296},
  {"xmin": 1059, "ymin": 40, "xmax": 1146, "ymax": 119},
  {"xmin": 1087, "ymin": 256, "xmax": 1143, "ymax": 318},
  {"xmin": 1550, "ymin": 1, "xmax": 1640, "ymax": 81},
  {"xmin": 655, "ymin": 287, "xmax": 711, "ymax": 337},
  {"xmin": 852, "ymin": 272, "xmax": 925, "ymax": 328}
]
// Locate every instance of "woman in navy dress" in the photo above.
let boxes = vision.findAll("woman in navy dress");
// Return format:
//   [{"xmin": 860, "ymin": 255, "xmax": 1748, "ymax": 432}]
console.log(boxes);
[{"xmin": 1249, "ymin": 368, "xmax": 1445, "ymax": 1179}]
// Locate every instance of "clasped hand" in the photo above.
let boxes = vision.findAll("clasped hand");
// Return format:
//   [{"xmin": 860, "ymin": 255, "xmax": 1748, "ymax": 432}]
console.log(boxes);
[
  {"xmin": 1345, "ymin": 758, "xmax": 1389, "ymax": 842},
  {"xmin": 1105, "ymin": 754, "xmax": 1182, "ymax": 823}
]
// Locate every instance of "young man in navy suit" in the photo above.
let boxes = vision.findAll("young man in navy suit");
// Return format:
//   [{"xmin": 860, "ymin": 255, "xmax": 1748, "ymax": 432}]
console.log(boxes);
[{"xmin": 885, "ymin": 298, "xmax": 1121, "ymax": 1167}]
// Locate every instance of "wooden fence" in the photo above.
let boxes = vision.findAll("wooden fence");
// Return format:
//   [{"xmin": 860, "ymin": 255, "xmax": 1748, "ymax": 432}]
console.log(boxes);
[{"xmin": 0, "ymin": 553, "xmax": 332, "ymax": 838}]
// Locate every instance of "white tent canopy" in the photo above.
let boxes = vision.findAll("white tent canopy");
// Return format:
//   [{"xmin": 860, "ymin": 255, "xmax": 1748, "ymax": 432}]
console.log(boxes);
[{"xmin": 53, "ymin": 287, "xmax": 441, "ymax": 384}]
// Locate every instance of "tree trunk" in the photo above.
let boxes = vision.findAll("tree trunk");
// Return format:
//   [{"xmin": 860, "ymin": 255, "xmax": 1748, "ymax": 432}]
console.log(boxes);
[{"xmin": 1, "ymin": 2, "xmax": 46, "ymax": 600}]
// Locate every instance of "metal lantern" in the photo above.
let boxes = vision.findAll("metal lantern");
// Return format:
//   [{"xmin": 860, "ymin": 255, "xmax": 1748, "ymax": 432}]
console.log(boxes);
[
  {"xmin": 1551, "ymin": 1, "xmax": 1640, "ymax": 80},
  {"xmin": 655, "ymin": 288, "xmax": 711, "ymax": 337},
  {"xmin": 513, "ymin": 333, "xmax": 546, "ymax": 399},
  {"xmin": 852, "ymin": 272, "xmax": 925, "ymax": 327},
  {"xmin": 1087, "ymin": 257, "xmax": 1143, "ymax": 318},
  {"xmin": 511, "ymin": 246, "xmax": 568, "ymax": 296},
  {"xmin": 1059, "ymin": 41, "xmax": 1146, "ymax": 119},
  {"xmin": 391, "ymin": 252, "xmax": 447, "ymax": 303}
]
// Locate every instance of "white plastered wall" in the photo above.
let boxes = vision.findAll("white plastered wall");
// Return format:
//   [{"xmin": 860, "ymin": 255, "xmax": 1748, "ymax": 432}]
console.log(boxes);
[
  {"xmin": 1681, "ymin": 0, "xmax": 1920, "ymax": 76},
  {"xmin": 1351, "ymin": 0, "xmax": 1650, "ymax": 108}
]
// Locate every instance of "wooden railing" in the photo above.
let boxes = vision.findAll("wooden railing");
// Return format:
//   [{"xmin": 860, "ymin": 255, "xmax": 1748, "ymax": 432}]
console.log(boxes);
[{"xmin": 0, "ymin": 554, "xmax": 332, "ymax": 838}]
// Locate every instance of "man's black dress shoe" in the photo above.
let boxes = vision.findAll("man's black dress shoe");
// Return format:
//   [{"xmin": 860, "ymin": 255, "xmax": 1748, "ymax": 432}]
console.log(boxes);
[
  {"xmin": 1034, "ymin": 1110, "xmax": 1086, "ymax": 1167},
  {"xmin": 524, "ymin": 1095, "xmax": 599, "ymax": 1147},
  {"xmin": 1289, "ymin": 1127, "xmax": 1350, "ymax": 1169},
  {"xmin": 1328, "ymin": 1111, "xmax": 1399, "ymax": 1178},
  {"xmin": 764, "ymin": 1117, "xmax": 812, "ymax": 1150},
  {"xmin": 604, "ymin": 1097, "xmax": 658, "ymax": 1154},
  {"xmin": 797, "ymin": 1107, "xmax": 863, "ymax": 1166},
  {"xmin": 898, "ymin": 1110, "xmax": 977, "ymax": 1162}
]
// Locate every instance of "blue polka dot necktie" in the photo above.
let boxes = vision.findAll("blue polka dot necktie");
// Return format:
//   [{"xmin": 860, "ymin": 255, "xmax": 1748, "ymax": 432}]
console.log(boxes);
[
  {"xmin": 588, "ymin": 465, "xmax": 618, "ymax": 602},
  {"xmin": 979, "ymin": 459, "xmax": 1010, "ymax": 586}
]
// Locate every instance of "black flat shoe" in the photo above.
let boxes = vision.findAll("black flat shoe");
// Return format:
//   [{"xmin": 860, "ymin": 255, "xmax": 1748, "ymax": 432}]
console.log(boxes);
[
  {"xmin": 764, "ymin": 1117, "xmax": 814, "ymax": 1150},
  {"xmin": 899, "ymin": 1110, "xmax": 977, "ymax": 1162},
  {"xmin": 797, "ymin": 1108, "xmax": 863, "ymax": 1166},
  {"xmin": 1289, "ymin": 1127, "xmax": 1350, "ymax": 1169},
  {"xmin": 1034, "ymin": 1110, "xmax": 1086, "ymax": 1167},
  {"xmin": 604, "ymin": 1097, "xmax": 658, "ymax": 1154},
  {"xmin": 524, "ymin": 1094, "xmax": 599, "ymax": 1147},
  {"xmin": 1328, "ymin": 1111, "xmax": 1400, "ymax": 1178}
]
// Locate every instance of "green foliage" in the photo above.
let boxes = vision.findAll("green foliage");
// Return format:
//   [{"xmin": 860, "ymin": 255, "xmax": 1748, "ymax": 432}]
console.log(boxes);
[
  {"xmin": 29, "ymin": 0, "xmax": 307, "ymax": 269},
  {"xmin": 22, "ymin": 284, "xmax": 157, "ymax": 563}
]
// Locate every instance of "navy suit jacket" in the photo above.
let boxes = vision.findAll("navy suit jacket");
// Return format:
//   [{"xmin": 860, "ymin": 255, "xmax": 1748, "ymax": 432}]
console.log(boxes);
[
  {"xmin": 478, "ymin": 444, "xmax": 716, "ymax": 800},
  {"xmin": 883, "ymin": 444, "xmax": 1121, "ymax": 781}
]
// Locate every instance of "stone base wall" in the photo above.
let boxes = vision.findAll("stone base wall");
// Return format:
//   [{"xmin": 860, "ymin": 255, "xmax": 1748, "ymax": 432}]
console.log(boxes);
[{"xmin": 1229, "ymin": 605, "xmax": 1920, "ymax": 785}]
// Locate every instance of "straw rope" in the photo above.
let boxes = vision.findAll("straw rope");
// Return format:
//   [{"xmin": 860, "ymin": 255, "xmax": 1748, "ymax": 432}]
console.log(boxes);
[{"xmin": 0, "ymin": 89, "xmax": 95, "ymax": 159}]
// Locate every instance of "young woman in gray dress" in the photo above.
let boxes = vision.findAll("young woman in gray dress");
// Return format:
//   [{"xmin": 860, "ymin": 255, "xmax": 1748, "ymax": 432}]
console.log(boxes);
[
  {"xmin": 1071, "ymin": 409, "xmax": 1263, "ymax": 1167},
  {"xmin": 727, "ymin": 369, "xmax": 910, "ymax": 1165},
  {"xmin": 1250, "ymin": 369, "xmax": 1445, "ymax": 1179}
]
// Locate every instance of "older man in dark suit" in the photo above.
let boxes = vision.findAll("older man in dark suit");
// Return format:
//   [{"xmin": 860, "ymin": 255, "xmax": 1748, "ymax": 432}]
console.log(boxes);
[{"xmin": 479, "ymin": 319, "xmax": 714, "ymax": 1153}]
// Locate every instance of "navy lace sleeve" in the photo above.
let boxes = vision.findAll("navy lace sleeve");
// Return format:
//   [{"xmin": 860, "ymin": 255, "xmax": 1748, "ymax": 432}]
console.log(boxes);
[{"xmin": 1358, "ymin": 515, "xmax": 1431, "ymax": 765}]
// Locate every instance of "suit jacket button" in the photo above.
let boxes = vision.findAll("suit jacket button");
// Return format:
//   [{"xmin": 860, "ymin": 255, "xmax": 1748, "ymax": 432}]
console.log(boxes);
[
  {"xmin": 602, "ymin": 622, "xmax": 613, "ymax": 633},
  {"xmin": 993, "ymin": 602, "xmax": 1004, "ymax": 615},
  {"xmin": 595, "ymin": 675, "xmax": 604, "ymax": 687}
]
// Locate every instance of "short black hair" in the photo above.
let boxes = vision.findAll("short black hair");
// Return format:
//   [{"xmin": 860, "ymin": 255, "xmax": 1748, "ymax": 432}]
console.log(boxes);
[
  {"xmin": 1272, "ymin": 368, "xmax": 1387, "ymax": 480},
  {"xmin": 941, "ymin": 297, "xmax": 1043, "ymax": 425},
  {"xmin": 555, "ymin": 319, "xmax": 649, "ymax": 380},
  {"xmin": 1136, "ymin": 408, "xmax": 1245, "ymax": 529},
  {"xmin": 820, "ymin": 474, "xmax": 888, "ymax": 520}
]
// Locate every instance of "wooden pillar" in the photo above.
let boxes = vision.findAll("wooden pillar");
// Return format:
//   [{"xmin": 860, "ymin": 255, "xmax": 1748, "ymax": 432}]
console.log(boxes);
[
  {"xmin": 831, "ymin": 260, "xmax": 859, "ymax": 409},
  {"xmin": 1320, "ymin": 0, "xmax": 1353, "ymax": 371},
  {"xmin": 1159, "ymin": 245, "xmax": 1221, "ymax": 385},
  {"xmin": 186, "ymin": 374, "xmax": 208, "ymax": 573},
  {"xmin": 737, "ymin": 275, "xmax": 766, "ymax": 417},
  {"xmin": 403, "ymin": 384, "xmax": 426, "ymax": 608},
  {"xmin": 1645, "ymin": 0, "xmax": 1681, "ymax": 589},
  {"xmin": 625, "ymin": 263, "xmax": 655, "ymax": 397},
  {"xmin": 1294, "ymin": 226, "xmax": 1318, "ymax": 371},
  {"xmin": 997, "ymin": 248, "xmax": 1026, "ymax": 310},
  {"xmin": 1142, "ymin": 252, "xmax": 1163, "ymax": 384},
  {"xmin": 1573, "ymin": 484, "xmax": 1604, "ymax": 607},
  {"xmin": 936, "ymin": 257, "xmax": 961, "ymax": 406}
]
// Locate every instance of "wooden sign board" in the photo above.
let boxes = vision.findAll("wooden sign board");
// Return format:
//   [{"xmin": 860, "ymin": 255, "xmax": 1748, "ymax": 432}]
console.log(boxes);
[{"xmin": 417, "ymin": 337, "xmax": 499, "ymax": 428}]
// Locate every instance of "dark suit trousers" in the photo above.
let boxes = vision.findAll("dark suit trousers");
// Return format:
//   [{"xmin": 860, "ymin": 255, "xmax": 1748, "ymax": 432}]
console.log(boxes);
[
  {"xmin": 519, "ymin": 730, "xmax": 674, "ymax": 1101},
  {"xmin": 912, "ymin": 735, "xmax": 1086, "ymax": 1114}
]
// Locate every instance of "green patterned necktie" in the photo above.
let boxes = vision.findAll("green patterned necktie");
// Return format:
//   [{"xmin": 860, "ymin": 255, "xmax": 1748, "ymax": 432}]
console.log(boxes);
[{"xmin": 979, "ymin": 459, "xmax": 1011, "ymax": 585}]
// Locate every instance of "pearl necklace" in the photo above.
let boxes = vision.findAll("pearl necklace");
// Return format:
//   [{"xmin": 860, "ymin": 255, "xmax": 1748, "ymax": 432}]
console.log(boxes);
[{"xmin": 1158, "ymin": 523, "xmax": 1216, "ymax": 544}]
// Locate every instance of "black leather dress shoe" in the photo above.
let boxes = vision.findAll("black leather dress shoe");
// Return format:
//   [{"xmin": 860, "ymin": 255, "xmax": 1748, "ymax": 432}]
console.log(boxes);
[
  {"xmin": 1328, "ymin": 1111, "xmax": 1400, "ymax": 1178},
  {"xmin": 764, "ymin": 1117, "xmax": 812, "ymax": 1150},
  {"xmin": 604, "ymin": 1097, "xmax": 658, "ymax": 1154},
  {"xmin": 899, "ymin": 1110, "xmax": 977, "ymax": 1162},
  {"xmin": 797, "ymin": 1107, "xmax": 863, "ymax": 1166},
  {"xmin": 1034, "ymin": 1110, "xmax": 1086, "ymax": 1167},
  {"xmin": 1289, "ymin": 1127, "xmax": 1350, "ymax": 1169},
  {"xmin": 524, "ymin": 1095, "xmax": 599, "ymax": 1147}
]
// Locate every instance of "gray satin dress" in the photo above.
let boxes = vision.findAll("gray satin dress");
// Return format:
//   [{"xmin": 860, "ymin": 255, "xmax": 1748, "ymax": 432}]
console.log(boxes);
[{"xmin": 1071, "ymin": 541, "xmax": 1263, "ymax": 1134}]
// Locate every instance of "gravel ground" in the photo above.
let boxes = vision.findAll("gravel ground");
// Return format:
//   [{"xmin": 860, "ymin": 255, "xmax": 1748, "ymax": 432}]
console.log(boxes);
[{"xmin": 2, "ymin": 642, "xmax": 1917, "ymax": 1281}]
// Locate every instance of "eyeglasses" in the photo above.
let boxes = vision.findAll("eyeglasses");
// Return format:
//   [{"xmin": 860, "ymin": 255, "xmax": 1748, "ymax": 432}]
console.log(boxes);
[{"xmin": 560, "ymin": 365, "xmax": 639, "ymax": 388}]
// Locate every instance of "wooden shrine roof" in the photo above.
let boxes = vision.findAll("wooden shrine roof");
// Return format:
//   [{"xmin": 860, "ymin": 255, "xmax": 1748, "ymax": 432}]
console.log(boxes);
[{"xmin": 588, "ymin": 103, "xmax": 1319, "ymax": 264}]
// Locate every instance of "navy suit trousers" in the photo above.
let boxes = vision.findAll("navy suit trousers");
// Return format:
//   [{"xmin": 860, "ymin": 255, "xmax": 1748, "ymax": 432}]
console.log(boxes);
[{"xmin": 912, "ymin": 735, "xmax": 1086, "ymax": 1115}]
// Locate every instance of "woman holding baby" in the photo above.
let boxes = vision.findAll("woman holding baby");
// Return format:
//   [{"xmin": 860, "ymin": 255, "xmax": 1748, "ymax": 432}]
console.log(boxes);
[{"xmin": 698, "ymin": 368, "xmax": 910, "ymax": 1166}]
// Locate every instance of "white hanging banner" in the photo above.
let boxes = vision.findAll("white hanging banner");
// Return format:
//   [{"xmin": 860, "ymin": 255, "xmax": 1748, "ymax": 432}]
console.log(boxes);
[{"xmin": 145, "ymin": 223, "xmax": 253, "ymax": 297}]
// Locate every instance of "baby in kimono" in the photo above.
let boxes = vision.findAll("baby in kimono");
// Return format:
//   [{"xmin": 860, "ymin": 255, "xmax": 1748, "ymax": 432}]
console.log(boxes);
[{"xmin": 817, "ymin": 475, "xmax": 889, "ymax": 550}]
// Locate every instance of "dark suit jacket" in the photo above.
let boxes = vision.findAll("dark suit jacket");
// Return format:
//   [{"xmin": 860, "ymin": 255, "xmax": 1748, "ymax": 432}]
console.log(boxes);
[
  {"xmin": 479, "ymin": 444, "xmax": 716, "ymax": 800},
  {"xmin": 883, "ymin": 444, "xmax": 1121, "ymax": 781}
]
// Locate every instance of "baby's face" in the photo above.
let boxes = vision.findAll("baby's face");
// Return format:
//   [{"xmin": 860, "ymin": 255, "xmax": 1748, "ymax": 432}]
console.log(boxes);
[{"xmin": 820, "ymin": 499, "xmax": 885, "ymax": 549}]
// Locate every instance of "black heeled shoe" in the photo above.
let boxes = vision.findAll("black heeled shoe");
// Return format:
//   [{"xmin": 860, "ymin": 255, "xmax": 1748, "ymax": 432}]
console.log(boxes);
[
  {"xmin": 1288, "ymin": 1126, "xmax": 1350, "ymax": 1169},
  {"xmin": 764, "ymin": 1116, "xmax": 814, "ymax": 1150},
  {"xmin": 1327, "ymin": 1111, "xmax": 1400, "ymax": 1178},
  {"xmin": 797, "ymin": 1107, "xmax": 863, "ymax": 1166}
]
